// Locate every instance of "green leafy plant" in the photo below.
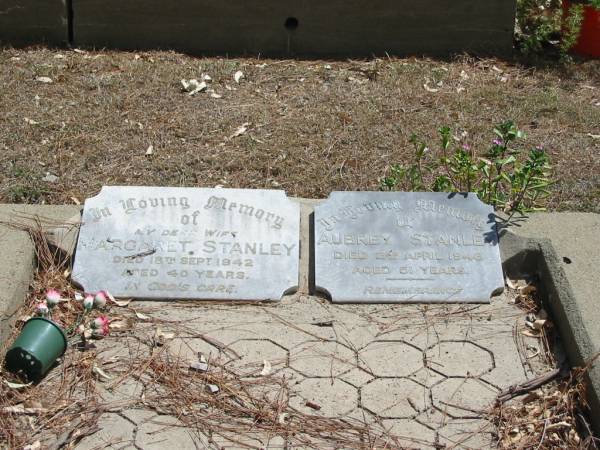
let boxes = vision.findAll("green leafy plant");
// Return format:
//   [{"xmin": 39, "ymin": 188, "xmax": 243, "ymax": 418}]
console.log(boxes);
[
  {"xmin": 515, "ymin": 0, "xmax": 599, "ymax": 59},
  {"xmin": 561, "ymin": 2, "xmax": 585, "ymax": 58},
  {"xmin": 380, "ymin": 121, "xmax": 552, "ymax": 215},
  {"xmin": 515, "ymin": 0, "xmax": 563, "ymax": 54}
]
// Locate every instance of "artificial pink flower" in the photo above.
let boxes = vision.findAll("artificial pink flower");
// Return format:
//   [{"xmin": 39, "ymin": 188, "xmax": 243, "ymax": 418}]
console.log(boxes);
[
  {"xmin": 93, "ymin": 291, "xmax": 107, "ymax": 309},
  {"xmin": 35, "ymin": 301, "xmax": 49, "ymax": 316},
  {"xmin": 45, "ymin": 289, "xmax": 61, "ymax": 308},
  {"xmin": 91, "ymin": 316, "xmax": 110, "ymax": 329},
  {"xmin": 91, "ymin": 326, "xmax": 109, "ymax": 338},
  {"xmin": 83, "ymin": 294, "xmax": 94, "ymax": 311}
]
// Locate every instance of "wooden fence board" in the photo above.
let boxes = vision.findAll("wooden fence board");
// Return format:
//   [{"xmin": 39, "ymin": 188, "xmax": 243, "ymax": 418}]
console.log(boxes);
[
  {"xmin": 72, "ymin": 0, "xmax": 516, "ymax": 56},
  {"xmin": 0, "ymin": 0, "xmax": 67, "ymax": 47}
]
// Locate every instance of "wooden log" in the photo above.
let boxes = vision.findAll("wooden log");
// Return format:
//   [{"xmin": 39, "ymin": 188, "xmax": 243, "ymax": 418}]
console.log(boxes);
[
  {"xmin": 72, "ymin": 0, "xmax": 516, "ymax": 57},
  {"xmin": 0, "ymin": 0, "xmax": 67, "ymax": 47}
]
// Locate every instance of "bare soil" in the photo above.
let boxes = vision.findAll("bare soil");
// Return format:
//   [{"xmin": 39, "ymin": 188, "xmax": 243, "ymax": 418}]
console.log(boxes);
[{"xmin": 0, "ymin": 47, "xmax": 598, "ymax": 210}]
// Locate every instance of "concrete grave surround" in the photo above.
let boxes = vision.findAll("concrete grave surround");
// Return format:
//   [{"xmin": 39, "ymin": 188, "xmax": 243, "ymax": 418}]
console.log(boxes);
[
  {"xmin": 72, "ymin": 187, "xmax": 299, "ymax": 301},
  {"xmin": 2, "ymin": 204, "xmax": 600, "ymax": 439},
  {"xmin": 314, "ymin": 192, "xmax": 504, "ymax": 303}
]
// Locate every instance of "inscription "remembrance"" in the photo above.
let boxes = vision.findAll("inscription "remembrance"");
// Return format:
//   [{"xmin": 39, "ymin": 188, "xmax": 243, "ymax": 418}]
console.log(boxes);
[
  {"xmin": 314, "ymin": 192, "xmax": 504, "ymax": 303},
  {"xmin": 72, "ymin": 187, "xmax": 299, "ymax": 301}
]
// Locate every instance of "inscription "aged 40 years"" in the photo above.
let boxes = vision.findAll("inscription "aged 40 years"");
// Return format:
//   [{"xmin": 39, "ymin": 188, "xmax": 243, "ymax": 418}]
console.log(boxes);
[
  {"xmin": 314, "ymin": 192, "xmax": 504, "ymax": 303},
  {"xmin": 72, "ymin": 187, "xmax": 300, "ymax": 301}
]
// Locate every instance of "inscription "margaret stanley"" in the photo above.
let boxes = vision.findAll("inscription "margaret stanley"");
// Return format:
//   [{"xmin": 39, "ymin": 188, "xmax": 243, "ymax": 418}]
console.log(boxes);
[{"xmin": 72, "ymin": 187, "xmax": 300, "ymax": 301}]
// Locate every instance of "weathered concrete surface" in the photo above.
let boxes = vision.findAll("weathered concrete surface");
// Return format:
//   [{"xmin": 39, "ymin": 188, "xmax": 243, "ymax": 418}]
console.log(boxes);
[
  {"xmin": 0, "ymin": 0, "xmax": 67, "ymax": 47},
  {"xmin": 72, "ymin": 0, "xmax": 515, "ymax": 57},
  {"xmin": 77, "ymin": 290, "xmax": 532, "ymax": 449},
  {"xmin": 500, "ymin": 213, "xmax": 600, "ymax": 433},
  {"xmin": 0, "ymin": 205, "xmax": 80, "ymax": 345}
]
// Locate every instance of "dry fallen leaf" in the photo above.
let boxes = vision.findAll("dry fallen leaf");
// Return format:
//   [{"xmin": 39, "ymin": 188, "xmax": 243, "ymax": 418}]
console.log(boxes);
[
  {"xmin": 4, "ymin": 380, "xmax": 33, "ymax": 389},
  {"xmin": 587, "ymin": 133, "xmax": 600, "ymax": 139},
  {"xmin": 111, "ymin": 297, "xmax": 132, "ymax": 307},
  {"xmin": 23, "ymin": 440, "xmax": 41, "ymax": 450},
  {"xmin": 234, "ymin": 70, "xmax": 244, "ymax": 83},
  {"xmin": 230, "ymin": 122, "xmax": 250, "ymax": 139},
  {"xmin": 260, "ymin": 360, "xmax": 272, "ymax": 376},
  {"xmin": 92, "ymin": 364, "xmax": 112, "ymax": 381},
  {"xmin": 522, "ymin": 329, "xmax": 541, "ymax": 338},
  {"xmin": 135, "ymin": 311, "xmax": 151, "ymax": 321},
  {"xmin": 35, "ymin": 76, "xmax": 53, "ymax": 83},
  {"xmin": 181, "ymin": 79, "xmax": 207, "ymax": 96},
  {"xmin": 109, "ymin": 319, "xmax": 133, "ymax": 331},
  {"xmin": 423, "ymin": 83, "xmax": 439, "ymax": 93},
  {"xmin": 154, "ymin": 327, "xmax": 175, "ymax": 345},
  {"xmin": 506, "ymin": 278, "xmax": 518, "ymax": 289},
  {"xmin": 190, "ymin": 361, "xmax": 209, "ymax": 372},
  {"xmin": 145, "ymin": 144, "xmax": 154, "ymax": 156},
  {"xmin": 518, "ymin": 285, "xmax": 537, "ymax": 295}
]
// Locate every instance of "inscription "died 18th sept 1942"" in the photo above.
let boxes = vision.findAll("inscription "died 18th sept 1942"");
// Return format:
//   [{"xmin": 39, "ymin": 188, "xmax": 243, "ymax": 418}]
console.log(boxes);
[
  {"xmin": 72, "ymin": 186, "xmax": 300, "ymax": 301},
  {"xmin": 314, "ymin": 192, "xmax": 504, "ymax": 303}
]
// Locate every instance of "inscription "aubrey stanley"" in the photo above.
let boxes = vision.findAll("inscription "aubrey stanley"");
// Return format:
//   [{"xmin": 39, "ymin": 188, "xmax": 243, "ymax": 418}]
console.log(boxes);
[{"xmin": 314, "ymin": 192, "xmax": 504, "ymax": 304}]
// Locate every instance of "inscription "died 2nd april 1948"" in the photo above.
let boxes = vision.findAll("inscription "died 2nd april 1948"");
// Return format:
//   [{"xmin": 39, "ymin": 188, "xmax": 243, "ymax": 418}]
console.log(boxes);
[
  {"xmin": 314, "ymin": 192, "xmax": 504, "ymax": 303},
  {"xmin": 72, "ymin": 187, "xmax": 300, "ymax": 301}
]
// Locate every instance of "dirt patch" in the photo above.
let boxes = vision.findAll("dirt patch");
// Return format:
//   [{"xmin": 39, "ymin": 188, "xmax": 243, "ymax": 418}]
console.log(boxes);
[{"xmin": 0, "ymin": 48, "xmax": 599, "ymax": 210}]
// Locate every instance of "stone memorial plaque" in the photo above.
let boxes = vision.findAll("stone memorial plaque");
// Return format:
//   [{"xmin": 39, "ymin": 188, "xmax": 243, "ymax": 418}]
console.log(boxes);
[
  {"xmin": 72, "ymin": 187, "xmax": 299, "ymax": 301},
  {"xmin": 314, "ymin": 192, "xmax": 504, "ymax": 303}
]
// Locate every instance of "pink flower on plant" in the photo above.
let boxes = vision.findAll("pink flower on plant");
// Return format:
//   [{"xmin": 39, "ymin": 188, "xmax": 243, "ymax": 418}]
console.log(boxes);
[
  {"xmin": 493, "ymin": 139, "xmax": 504, "ymax": 146},
  {"xmin": 91, "ymin": 316, "xmax": 110, "ymax": 329},
  {"xmin": 462, "ymin": 144, "xmax": 471, "ymax": 151},
  {"xmin": 83, "ymin": 294, "xmax": 94, "ymax": 311},
  {"xmin": 35, "ymin": 301, "xmax": 49, "ymax": 316},
  {"xmin": 536, "ymin": 145, "xmax": 544, "ymax": 151},
  {"xmin": 93, "ymin": 291, "xmax": 107, "ymax": 309},
  {"xmin": 45, "ymin": 289, "xmax": 61, "ymax": 308}
]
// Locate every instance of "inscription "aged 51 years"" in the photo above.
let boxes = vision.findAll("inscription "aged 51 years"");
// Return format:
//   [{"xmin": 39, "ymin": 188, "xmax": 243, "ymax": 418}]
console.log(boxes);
[
  {"xmin": 314, "ymin": 192, "xmax": 504, "ymax": 303},
  {"xmin": 72, "ymin": 186, "xmax": 300, "ymax": 301}
]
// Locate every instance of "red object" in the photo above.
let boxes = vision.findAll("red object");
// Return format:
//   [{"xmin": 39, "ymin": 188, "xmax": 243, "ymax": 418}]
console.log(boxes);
[{"xmin": 563, "ymin": 0, "xmax": 600, "ymax": 58}]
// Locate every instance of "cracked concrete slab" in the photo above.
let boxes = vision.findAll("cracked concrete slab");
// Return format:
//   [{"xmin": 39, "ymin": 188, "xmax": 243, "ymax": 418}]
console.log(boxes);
[{"xmin": 71, "ymin": 290, "xmax": 541, "ymax": 449}]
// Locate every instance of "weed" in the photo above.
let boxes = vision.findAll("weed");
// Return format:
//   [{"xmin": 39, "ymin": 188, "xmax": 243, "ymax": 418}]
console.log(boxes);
[
  {"xmin": 7, "ymin": 185, "xmax": 43, "ymax": 203},
  {"xmin": 380, "ymin": 121, "xmax": 553, "ymax": 215}
]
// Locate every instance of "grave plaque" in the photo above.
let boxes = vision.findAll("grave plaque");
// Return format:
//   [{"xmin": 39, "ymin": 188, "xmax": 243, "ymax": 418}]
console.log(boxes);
[
  {"xmin": 314, "ymin": 192, "xmax": 504, "ymax": 303},
  {"xmin": 72, "ymin": 187, "xmax": 299, "ymax": 301}
]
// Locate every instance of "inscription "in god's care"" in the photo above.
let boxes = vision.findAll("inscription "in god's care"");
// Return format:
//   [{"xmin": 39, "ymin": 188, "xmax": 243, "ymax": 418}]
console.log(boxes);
[{"xmin": 314, "ymin": 192, "xmax": 504, "ymax": 304}]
